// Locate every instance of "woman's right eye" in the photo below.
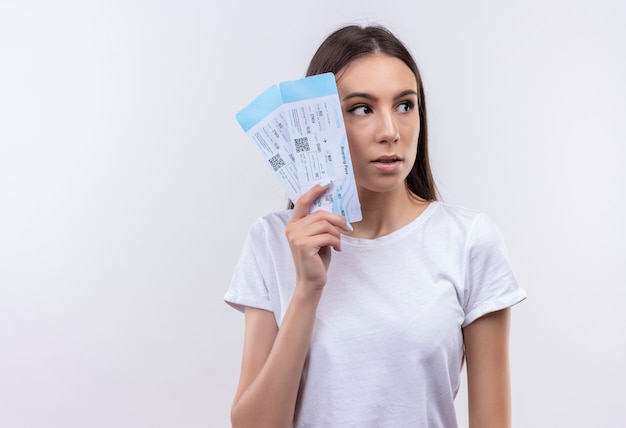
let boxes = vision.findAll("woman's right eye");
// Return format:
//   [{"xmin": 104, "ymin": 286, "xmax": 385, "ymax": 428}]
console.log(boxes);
[{"xmin": 349, "ymin": 105, "xmax": 372, "ymax": 115}]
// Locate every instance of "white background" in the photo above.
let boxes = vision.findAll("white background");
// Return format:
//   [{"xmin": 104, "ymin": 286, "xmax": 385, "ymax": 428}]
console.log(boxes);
[{"xmin": 1, "ymin": 0, "xmax": 624, "ymax": 427}]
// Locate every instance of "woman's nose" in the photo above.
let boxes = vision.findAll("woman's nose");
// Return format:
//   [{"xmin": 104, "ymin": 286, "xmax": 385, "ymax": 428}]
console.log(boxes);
[{"xmin": 376, "ymin": 110, "xmax": 399, "ymax": 144}]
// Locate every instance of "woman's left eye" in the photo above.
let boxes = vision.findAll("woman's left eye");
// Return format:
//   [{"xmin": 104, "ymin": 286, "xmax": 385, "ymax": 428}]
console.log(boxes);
[{"xmin": 396, "ymin": 101, "xmax": 415, "ymax": 113}]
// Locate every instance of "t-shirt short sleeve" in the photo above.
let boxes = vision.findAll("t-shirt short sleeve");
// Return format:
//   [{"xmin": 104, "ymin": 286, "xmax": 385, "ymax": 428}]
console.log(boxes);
[
  {"xmin": 462, "ymin": 213, "xmax": 526, "ymax": 327},
  {"xmin": 224, "ymin": 219, "xmax": 273, "ymax": 313}
]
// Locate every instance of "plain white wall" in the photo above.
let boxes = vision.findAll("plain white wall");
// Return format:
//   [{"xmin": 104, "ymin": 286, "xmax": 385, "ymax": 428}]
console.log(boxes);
[{"xmin": 1, "ymin": 0, "xmax": 624, "ymax": 427}]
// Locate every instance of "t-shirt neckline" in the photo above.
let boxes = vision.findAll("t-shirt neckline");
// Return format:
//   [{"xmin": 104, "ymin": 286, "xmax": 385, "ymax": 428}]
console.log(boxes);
[{"xmin": 340, "ymin": 201, "xmax": 440, "ymax": 247}]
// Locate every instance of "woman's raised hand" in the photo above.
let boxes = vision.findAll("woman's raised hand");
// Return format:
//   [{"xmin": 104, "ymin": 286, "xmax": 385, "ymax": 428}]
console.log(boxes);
[{"xmin": 285, "ymin": 182, "xmax": 352, "ymax": 297}]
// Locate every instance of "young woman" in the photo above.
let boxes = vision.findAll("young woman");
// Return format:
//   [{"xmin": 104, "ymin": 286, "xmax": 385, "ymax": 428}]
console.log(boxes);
[{"xmin": 225, "ymin": 24, "xmax": 526, "ymax": 428}]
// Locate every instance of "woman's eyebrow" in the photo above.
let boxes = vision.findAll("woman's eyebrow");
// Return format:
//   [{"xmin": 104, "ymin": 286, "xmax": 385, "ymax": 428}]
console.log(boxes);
[
  {"xmin": 341, "ymin": 89, "xmax": 418, "ymax": 102},
  {"xmin": 342, "ymin": 92, "xmax": 377, "ymax": 102},
  {"xmin": 395, "ymin": 89, "xmax": 418, "ymax": 99}
]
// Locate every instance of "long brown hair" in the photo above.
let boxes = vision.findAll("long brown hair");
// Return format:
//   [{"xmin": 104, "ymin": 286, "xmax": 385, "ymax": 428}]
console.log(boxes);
[{"xmin": 289, "ymin": 24, "xmax": 437, "ymax": 208}]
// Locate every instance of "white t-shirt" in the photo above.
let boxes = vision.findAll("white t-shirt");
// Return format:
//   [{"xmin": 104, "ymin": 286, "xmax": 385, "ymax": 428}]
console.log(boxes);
[{"xmin": 225, "ymin": 201, "xmax": 526, "ymax": 427}]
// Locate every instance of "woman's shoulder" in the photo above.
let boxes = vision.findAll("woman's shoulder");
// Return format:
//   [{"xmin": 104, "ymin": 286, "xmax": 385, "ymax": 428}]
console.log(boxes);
[
  {"xmin": 432, "ymin": 201, "xmax": 507, "ymax": 249},
  {"xmin": 246, "ymin": 209, "xmax": 292, "ymax": 239},
  {"xmin": 256, "ymin": 209, "xmax": 292, "ymax": 226},
  {"xmin": 430, "ymin": 201, "xmax": 489, "ymax": 224}
]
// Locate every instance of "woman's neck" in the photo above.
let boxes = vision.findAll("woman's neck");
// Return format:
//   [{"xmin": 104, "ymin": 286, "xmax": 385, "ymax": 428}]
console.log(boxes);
[{"xmin": 349, "ymin": 185, "xmax": 430, "ymax": 239}]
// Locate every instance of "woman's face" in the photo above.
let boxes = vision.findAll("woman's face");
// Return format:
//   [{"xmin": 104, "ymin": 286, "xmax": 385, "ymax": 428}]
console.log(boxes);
[{"xmin": 337, "ymin": 54, "xmax": 420, "ymax": 196}]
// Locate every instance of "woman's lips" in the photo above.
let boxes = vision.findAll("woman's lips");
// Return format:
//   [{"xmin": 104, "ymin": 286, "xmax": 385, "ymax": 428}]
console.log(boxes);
[{"xmin": 371, "ymin": 155, "xmax": 402, "ymax": 172}]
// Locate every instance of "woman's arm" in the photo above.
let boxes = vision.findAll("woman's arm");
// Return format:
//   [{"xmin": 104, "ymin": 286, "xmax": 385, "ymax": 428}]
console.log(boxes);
[
  {"xmin": 230, "ymin": 183, "xmax": 350, "ymax": 428},
  {"xmin": 463, "ymin": 308, "xmax": 512, "ymax": 428},
  {"xmin": 230, "ymin": 292, "xmax": 320, "ymax": 428}
]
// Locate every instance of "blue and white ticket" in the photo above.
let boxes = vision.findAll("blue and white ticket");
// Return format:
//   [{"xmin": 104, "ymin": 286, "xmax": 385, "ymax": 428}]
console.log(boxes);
[
  {"xmin": 236, "ymin": 73, "xmax": 362, "ymax": 223},
  {"xmin": 235, "ymin": 85, "xmax": 300, "ymax": 203},
  {"xmin": 280, "ymin": 73, "xmax": 361, "ymax": 222}
]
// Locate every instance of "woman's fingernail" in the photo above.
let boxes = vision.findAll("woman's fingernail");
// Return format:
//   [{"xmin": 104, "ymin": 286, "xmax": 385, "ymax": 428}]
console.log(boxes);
[
  {"xmin": 320, "ymin": 179, "xmax": 331, "ymax": 187},
  {"xmin": 346, "ymin": 221, "xmax": 353, "ymax": 232}
]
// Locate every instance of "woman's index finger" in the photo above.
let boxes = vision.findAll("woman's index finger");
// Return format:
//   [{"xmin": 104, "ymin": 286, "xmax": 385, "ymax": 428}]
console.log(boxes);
[{"xmin": 289, "ymin": 181, "xmax": 332, "ymax": 222}]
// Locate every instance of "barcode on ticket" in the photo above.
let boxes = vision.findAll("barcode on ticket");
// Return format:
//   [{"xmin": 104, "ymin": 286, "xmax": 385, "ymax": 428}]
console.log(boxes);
[
  {"xmin": 268, "ymin": 153, "xmax": 286, "ymax": 171},
  {"xmin": 294, "ymin": 137, "xmax": 310, "ymax": 153}
]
